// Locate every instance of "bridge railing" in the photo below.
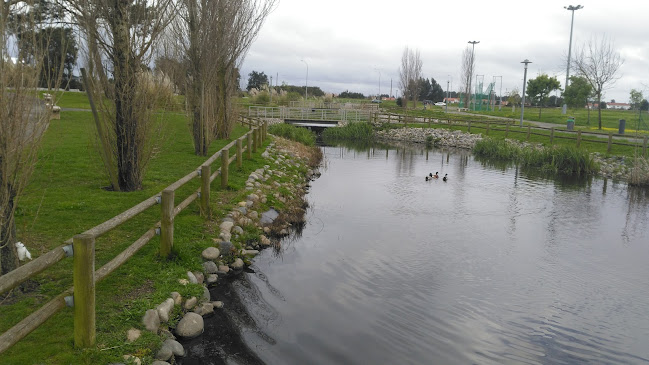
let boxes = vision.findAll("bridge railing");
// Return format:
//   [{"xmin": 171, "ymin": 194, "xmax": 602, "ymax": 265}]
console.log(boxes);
[{"xmin": 248, "ymin": 106, "xmax": 372, "ymax": 123}]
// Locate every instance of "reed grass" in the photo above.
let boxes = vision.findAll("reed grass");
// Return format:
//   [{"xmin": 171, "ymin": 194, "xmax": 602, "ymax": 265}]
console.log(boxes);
[
  {"xmin": 474, "ymin": 138, "xmax": 598, "ymax": 175},
  {"xmin": 268, "ymin": 123, "xmax": 316, "ymax": 146},
  {"xmin": 322, "ymin": 122, "xmax": 374, "ymax": 140}
]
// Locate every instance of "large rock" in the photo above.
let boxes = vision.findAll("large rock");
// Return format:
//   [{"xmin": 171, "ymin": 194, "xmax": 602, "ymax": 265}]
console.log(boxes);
[
  {"xmin": 184, "ymin": 296, "xmax": 198, "ymax": 310},
  {"xmin": 127, "ymin": 328, "xmax": 141, "ymax": 343},
  {"xmin": 187, "ymin": 271, "xmax": 198, "ymax": 284},
  {"xmin": 203, "ymin": 286, "xmax": 211, "ymax": 302},
  {"xmin": 171, "ymin": 292, "xmax": 182, "ymax": 306},
  {"xmin": 207, "ymin": 274, "xmax": 218, "ymax": 285},
  {"xmin": 175, "ymin": 312, "xmax": 204, "ymax": 339},
  {"xmin": 163, "ymin": 339, "xmax": 185, "ymax": 357},
  {"xmin": 260, "ymin": 208, "xmax": 279, "ymax": 225},
  {"xmin": 142, "ymin": 309, "xmax": 160, "ymax": 332},
  {"xmin": 156, "ymin": 298, "xmax": 175, "ymax": 323},
  {"xmin": 155, "ymin": 345, "xmax": 173, "ymax": 361},
  {"xmin": 219, "ymin": 241, "xmax": 234, "ymax": 256},
  {"xmin": 219, "ymin": 221, "xmax": 234, "ymax": 232},
  {"xmin": 202, "ymin": 247, "xmax": 220, "ymax": 260},
  {"xmin": 230, "ymin": 258, "xmax": 244, "ymax": 270},
  {"xmin": 202, "ymin": 261, "xmax": 218, "ymax": 274}
]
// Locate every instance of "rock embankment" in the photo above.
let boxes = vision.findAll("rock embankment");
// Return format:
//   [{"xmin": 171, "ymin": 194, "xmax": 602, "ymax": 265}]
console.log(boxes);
[
  {"xmin": 375, "ymin": 127, "xmax": 482, "ymax": 149},
  {"xmin": 375, "ymin": 126, "xmax": 643, "ymax": 181}
]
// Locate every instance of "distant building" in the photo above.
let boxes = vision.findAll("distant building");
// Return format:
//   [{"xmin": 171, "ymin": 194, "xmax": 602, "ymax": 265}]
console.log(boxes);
[
  {"xmin": 444, "ymin": 97, "xmax": 460, "ymax": 104},
  {"xmin": 586, "ymin": 102, "xmax": 631, "ymax": 110}
]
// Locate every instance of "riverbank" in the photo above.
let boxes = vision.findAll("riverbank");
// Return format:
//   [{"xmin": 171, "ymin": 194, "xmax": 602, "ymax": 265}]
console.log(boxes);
[
  {"xmin": 374, "ymin": 126, "xmax": 647, "ymax": 182},
  {"xmin": 136, "ymin": 137, "xmax": 322, "ymax": 365}
]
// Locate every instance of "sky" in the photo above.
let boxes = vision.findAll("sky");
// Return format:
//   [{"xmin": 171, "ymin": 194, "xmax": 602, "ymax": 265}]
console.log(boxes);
[{"xmin": 240, "ymin": 0, "xmax": 649, "ymax": 103}]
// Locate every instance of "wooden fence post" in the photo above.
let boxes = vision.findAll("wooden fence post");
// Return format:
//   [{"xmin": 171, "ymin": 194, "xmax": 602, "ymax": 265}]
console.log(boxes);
[
  {"xmin": 236, "ymin": 139, "xmax": 243, "ymax": 168},
  {"xmin": 643, "ymin": 136, "xmax": 648, "ymax": 157},
  {"xmin": 467, "ymin": 122, "xmax": 471, "ymax": 133},
  {"xmin": 505, "ymin": 124, "xmax": 510, "ymax": 138},
  {"xmin": 252, "ymin": 129, "xmax": 258, "ymax": 153},
  {"xmin": 526, "ymin": 125, "xmax": 531, "ymax": 140},
  {"xmin": 577, "ymin": 130, "xmax": 582, "ymax": 148},
  {"xmin": 160, "ymin": 189, "xmax": 174, "ymax": 258},
  {"xmin": 221, "ymin": 149, "xmax": 229, "ymax": 189},
  {"xmin": 607, "ymin": 132, "xmax": 613, "ymax": 153},
  {"xmin": 550, "ymin": 128, "xmax": 555, "ymax": 144},
  {"xmin": 201, "ymin": 165, "xmax": 210, "ymax": 217},
  {"xmin": 247, "ymin": 133, "xmax": 253, "ymax": 159},
  {"xmin": 73, "ymin": 233, "xmax": 95, "ymax": 348},
  {"xmin": 388, "ymin": 114, "xmax": 391, "ymax": 123},
  {"xmin": 486, "ymin": 123, "xmax": 490, "ymax": 135},
  {"xmin": 256, "ymin": 127, "xmax": 262, "ymax": 148}
]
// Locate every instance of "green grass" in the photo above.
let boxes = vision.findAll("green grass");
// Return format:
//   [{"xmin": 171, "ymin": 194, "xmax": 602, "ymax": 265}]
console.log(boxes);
[
  {"xmin": 268, "ymin": 123, "xmax": 316, "ymax": 145},
  {"xmin": 322, "ymin": 122, "xmax": 374, "ymax": 140},
  {"xmin": 2, "ymin": 106, "xmax": 278, "ymax": 364}
]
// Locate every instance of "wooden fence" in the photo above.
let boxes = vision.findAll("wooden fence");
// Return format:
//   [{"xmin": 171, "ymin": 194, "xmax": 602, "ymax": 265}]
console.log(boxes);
[
  {"xmin": 0, "ymin": 118, "xmax": 268, "ymax": 353},
  {"xmin": 374, "ymin": 113, "xmax": 648, "ymax": 156}
]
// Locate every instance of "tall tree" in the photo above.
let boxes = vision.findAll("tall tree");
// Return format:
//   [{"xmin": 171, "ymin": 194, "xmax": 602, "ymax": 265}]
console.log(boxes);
[
  {"xmin": 167, "ymin": 0, "xmax": 276, "ymax": 155},
  {"xmin": 572, "ymin": 36, "xmax": 624, "ymax": 129},
  {"xmin": 459, "ymin": 47, "xmax": 475, "ymax": 109},
  {"xmin": 67, "ymin": 0, "xmax": 175, "ymax": 191},
  {"xmin": 526, "ymin": 74, "xmax": 561, "ymax": 119},
  {"xmin": 1, "ymin": 0, "xmax": 63, "ymax": 275},
  {"xmin": 247, "ymin": 70, "xmax": 268, "ymax": 91},
  {"xmin": 563, "ymin": 76, "xmax": 592, "ymax": 109},
  {"xmin": 507, "ymin": 88, "xmax": 521, "ymax": 113},
  {"xmin": 398, "ymin": 47, "xmax": 422, "ymax": 108},
  {"xmin": 629, "ymin": 89, "xmax": 643, "ymax": 110}
]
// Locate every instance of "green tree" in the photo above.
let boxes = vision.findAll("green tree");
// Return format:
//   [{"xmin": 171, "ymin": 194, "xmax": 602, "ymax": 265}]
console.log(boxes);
[
  {"xmin": 641, "ymin": 99, "xmax": 649, "ymax": 111},
  {"xmin": 629, "ymin": 89, "xmax": 644, "ymax": 110},
  {"xmin": 247, "ymin": 71, "xmax": 268, "ymax": 91},
  {"xmin": 507, "ymin": 88, "xmax": 521, "ymax": 112},
  {"xmin": 563, "ymin": 76, "xmax": 592, "ymax": 109},
  {"xmin": 526, "ymin": 74, "xmax": 561, "ymax": 119},
  {"xmin": 418, "ymin": 77, "xmax": 444, "ymax": 102}
]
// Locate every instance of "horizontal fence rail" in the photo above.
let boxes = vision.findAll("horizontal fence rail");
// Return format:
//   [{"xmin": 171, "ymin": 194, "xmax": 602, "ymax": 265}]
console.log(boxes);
[
  {"xmin": 248, "ymin": 106, "xmax": 372, "ymax": 123},
  {"xmin": 0, "ymin": 117, "xmax": 267, "ymax": 354}
]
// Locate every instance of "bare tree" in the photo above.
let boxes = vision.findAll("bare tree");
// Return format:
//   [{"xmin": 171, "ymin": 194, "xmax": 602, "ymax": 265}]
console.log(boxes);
[
  {"xmin": 460, "ymin": 47, "xmax": 475, "ymax": 109},
  {"xmin": 65, "ymin": 0, "xmax": 175, "ymax": 191},
  {"xmin": 572, "ymin": 35, "xmax": 623, "ymax": 129},
  {"xmin": 165, "ymin": 0, "xmax": 276, "ymax": 155},
  {"xmin": 398, "ymin": 47, "xmax": 422, "ymax": 109},
  {"xmin": 1, "ymin": 0, "xmax": 63, "ymax": 275}
]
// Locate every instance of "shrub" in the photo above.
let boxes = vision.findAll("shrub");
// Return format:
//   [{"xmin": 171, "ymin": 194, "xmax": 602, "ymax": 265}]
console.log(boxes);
[
  {"xmin": 322, "ymin": 122, "xmax": 374, "ymax": 140},
  {"xmin": 268, "ymin": 123, "xmax": 316, "ymax": 146}
]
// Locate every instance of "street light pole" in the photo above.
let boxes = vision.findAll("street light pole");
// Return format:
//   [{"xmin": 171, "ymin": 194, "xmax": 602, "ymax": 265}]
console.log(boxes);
[
  {"xmin": 446, "ymin": 78, "xmax": 449, "ymax": 113},
  {"xmin": 301, "ymin": 59, "xmax": 309, "ymax": 103},
  {"xmin": 374, "ymin": 68, "xmax": 381, "ymax": 101},
  {"xmin": 467, "ymin": 41, "xmax": 480, "ymax": 110},
  {"xmin": 520, "ymin": 59, "xmax": 532, "ymax": 127},
  {"xmin": 562, "ymin": 4, "xmax": 583, "ymax": 115}
]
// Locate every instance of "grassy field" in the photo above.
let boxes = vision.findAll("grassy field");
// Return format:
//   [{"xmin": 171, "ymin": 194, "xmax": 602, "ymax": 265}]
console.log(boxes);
[{"xmin": 1, "ymin": 99, "xmax": 281, "ymax": 363}]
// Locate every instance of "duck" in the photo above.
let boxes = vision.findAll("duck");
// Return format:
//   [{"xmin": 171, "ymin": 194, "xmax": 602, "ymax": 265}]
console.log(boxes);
[
  {"xmin": 433, "ymin": 172, "xmax": 439, "ymax": 179},
  {"xmin": 425, "ymin": 175, "xmax": 430, "ymax": 181},
  {"xmin": 442, "ymin": 173, "xmax": 448, "ymax": 182}
]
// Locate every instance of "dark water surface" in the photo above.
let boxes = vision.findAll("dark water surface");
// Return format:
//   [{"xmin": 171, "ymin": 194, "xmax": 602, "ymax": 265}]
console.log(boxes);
[{"xmin": 237, "ymin": 144, "xmax": 649, "ymax": 364}]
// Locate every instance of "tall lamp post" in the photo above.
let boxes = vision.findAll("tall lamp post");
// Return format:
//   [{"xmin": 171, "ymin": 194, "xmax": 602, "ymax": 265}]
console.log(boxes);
[
  {"xmin": 467, "ymin": 40, "xmax": 480, "ymax": 110},
  {"xmin": 520, "ymin": 59, "xmax": 532, "ymax": 127},
  {"xmin": 446, "ymin": 77, "xmax": 449, "ymax": 113},
  {"xmin": 374, "ymin": 68, "xmax": 381, "ymax": 101},
  {"xmin": 562, "ymin": 4, "xmax": 583, "ymax": 115},
  {"xmin": 300, "ymin": 59, "xmax": 309, "ymax": 103}
]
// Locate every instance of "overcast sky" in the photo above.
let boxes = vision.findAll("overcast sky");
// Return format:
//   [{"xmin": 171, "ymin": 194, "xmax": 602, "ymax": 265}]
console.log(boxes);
[{"xmin": 240, "ymin": 0, "xmax": 648, "ymax": 103}]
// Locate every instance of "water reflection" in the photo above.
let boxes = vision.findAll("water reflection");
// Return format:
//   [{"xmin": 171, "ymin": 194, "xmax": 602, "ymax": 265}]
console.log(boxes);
[{"xmin": 236, "ymin": 141, "xmax": 649, "ymax": 365}]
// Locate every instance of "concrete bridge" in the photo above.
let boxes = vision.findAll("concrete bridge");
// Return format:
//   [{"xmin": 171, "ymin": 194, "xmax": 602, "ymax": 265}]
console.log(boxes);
[{"xmin": 248, "ymin": 106, "xmax": 373, "ymax": 128}]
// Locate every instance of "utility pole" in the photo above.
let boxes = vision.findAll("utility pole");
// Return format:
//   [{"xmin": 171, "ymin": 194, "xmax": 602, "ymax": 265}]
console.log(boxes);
[{"xmin": 562, "ymin": 5, "xmax": 584, "ymax": 115}]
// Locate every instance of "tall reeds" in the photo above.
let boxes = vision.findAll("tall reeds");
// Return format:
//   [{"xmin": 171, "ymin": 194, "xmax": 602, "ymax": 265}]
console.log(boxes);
[{"xmin": 473, "ymin": 138, "xmax": 598, "ymax": 175}]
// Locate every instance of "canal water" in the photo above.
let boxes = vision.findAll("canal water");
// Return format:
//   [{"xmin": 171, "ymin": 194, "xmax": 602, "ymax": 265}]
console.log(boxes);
[{"xmin": 237, "ymin": 143, "xmax": 649, "ymax": 364}]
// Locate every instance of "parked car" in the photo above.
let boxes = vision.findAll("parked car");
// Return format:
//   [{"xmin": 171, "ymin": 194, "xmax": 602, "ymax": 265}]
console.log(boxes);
[
  {"xmin": 371, "ymin": 99, "xmax": 381, "ymax": 103},
  {"xmin": 435, "ymin": 102, "xmax": 446, "ymax": 106}
]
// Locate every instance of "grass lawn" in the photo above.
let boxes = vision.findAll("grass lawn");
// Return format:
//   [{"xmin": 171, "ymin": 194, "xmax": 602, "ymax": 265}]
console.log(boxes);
[{"xmin": 2, "ymin": 104, "xmax": 276, "ymax": 364}]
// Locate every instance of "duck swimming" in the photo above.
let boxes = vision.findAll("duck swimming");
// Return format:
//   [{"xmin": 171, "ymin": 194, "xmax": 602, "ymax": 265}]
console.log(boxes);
[
  {"xmin": 434, "ymin": 172, "xmax": 439, "ymax": 179},
  {"xmin": 442, "ymin": 173, "xmax": 448, "ymax": 182}
]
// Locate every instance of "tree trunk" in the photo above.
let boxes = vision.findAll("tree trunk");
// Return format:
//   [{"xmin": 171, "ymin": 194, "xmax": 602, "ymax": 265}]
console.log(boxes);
[
  {"xmin": 112, "ymin": 0, "xmax": 141, "ymax": 191},
  {"xmin": 597, "ymin": 91, "xmax": 602, "ymax": 130},
  {"xmin": 0, "ymin": 192, "xmax": 18, "ymax": 276}
]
